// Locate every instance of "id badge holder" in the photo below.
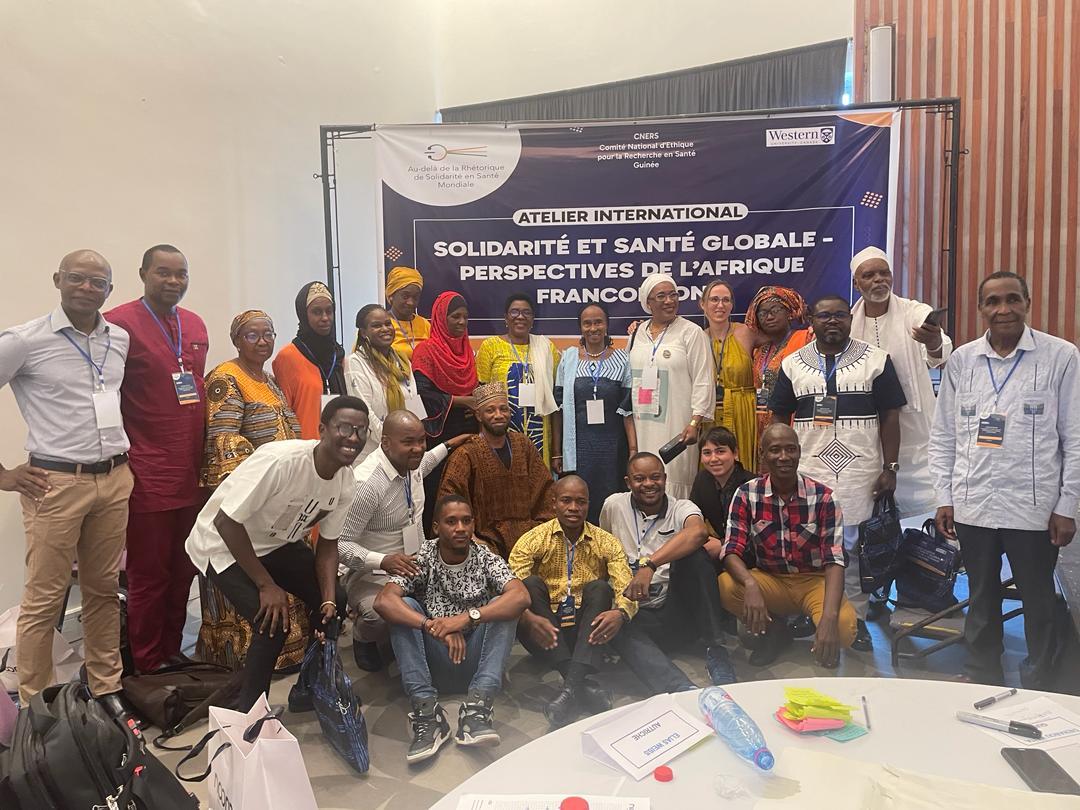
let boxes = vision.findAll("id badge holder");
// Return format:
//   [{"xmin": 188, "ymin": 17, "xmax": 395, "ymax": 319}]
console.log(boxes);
[
  {"xmin": 641, "ymin": 365, "xmax": 659, "ymax": 390},
  {"xmin": 92, "ymin": 390, "xmax": 123, "ymax": 429},
  {"xmin": 976, "ymin": 413, "xmax": 1006, "ymax": 448},
  {"xmin": 557, "ymin": 596, "xmax": 577, "ymax": 629},
  {"xmin": 321, "ymin": 394, "xmax": 336, "ymax": 411},
  {"xmin": 586, "ymin": 398, "xmax": 605, "ymax": 425},
  {"xmin": 402, "ymin": 522, "xmax": 423, "ymax": 555},
  {"xmin": 715, "ymin": 383, "xmax": 725, "ymax": 408},
  {"xmin": 518, "ymin": 382, "xmax": 537, "ymax": 408},
  {"xmin": 755, "ymin": 387, "xmax": 770, "ymax": 415},
  {"xmin": 813, "ymin": 395, "xmax": 837, "ymax": 426},
  {"xmin": 172, "ymin": 371, "xmax": 200, "ymax": 405}
]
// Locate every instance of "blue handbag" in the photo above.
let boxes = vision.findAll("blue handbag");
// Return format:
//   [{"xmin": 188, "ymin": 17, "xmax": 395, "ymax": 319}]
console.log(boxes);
[
  {"xmin": 857, "ymin": 494, "xmax": 905, "ymax": 594},
  {"xmin": 295, "ymin": 620, "xmax": 370, "ymax": 774},
  {"xmin": 895, "ymin": 519, "xmax": 961, "ymax": 613}
]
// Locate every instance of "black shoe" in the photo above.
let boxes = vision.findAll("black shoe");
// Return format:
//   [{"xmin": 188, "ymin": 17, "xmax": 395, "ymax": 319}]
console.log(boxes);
[
  {"xmin": 544, "ymin": 685, "xmax": 581, "ymax": 728},
  {"xmin": 456, "ymin": 694, "xmax": 500, "ymax": 747},
  {"xmin": 705, "ymin": 645, "xmax": 737, "ymax": 685},
  {"xmin": 578, "ymin": 680, "xmax": 614, "ymax": 716},
  {"xmin": 352, "ymin": 640, "xmax": 383, "ymax": 672},
  {"xmin": 851, "ymin": 619, "xmax": 874, "ymax": 652},
  {"xmin": 748, "ymin": 623, "xmax": 792, "ymax": 667},
  {"xmin": 287, "ymin": 679, "xmax": 314, "ymax": 713},
  {"xmin": 867, "ymin": 599, "xmax": 892, "ymax": 621},
  {"xmin": 406, "ymin": 698, "xmax": 451, "ymax": 763},
  {"xmin": 788, "ymin": 615, "xmax": 816, "ymax": 639}
]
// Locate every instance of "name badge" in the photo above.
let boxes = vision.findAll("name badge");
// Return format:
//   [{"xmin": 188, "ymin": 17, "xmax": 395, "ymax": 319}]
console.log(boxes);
[
  {"xmin": 402, "ymin": 522, "xmax": 423, "ymax": 556},
  {"xmin": 715, "ymin": 383, "xmax": 725, "ymax": 408},
  {"xmin": 813, "ymin": 395, "xmax": 837, "ymax": 426},
  {"xmin": 518, "ymin": 382, "xmax": 537, "ymax": 408},
  {"xmin": 586, "ymin": 398, "xmax": 605, "ymax": 425},
  {"xmin": 977, "ymin": 414, "xmax": 1006, "ymax": 448},
  {"xmin": 321, "ymin": 393, "xmax": 337, "ymax": 412},
  {"xmin": 641, "ymin": 365, "xmax": 659, "ymax": 390},
  {"xmin": 755, "ymin": 387, "xmax": 770, "ymax": 414},
  {"xmin": 404, "ymin": 392, "xmax": 428, "ymax": 419},
  {"xmin": 172, "ymin": 371, "xmax": 200, "ymax": 405},
  {"xmin": 557, "ymin": 595, "xmax": 576, "ymax": 628},
  {"xmin": 92, "ymin": 390, "xmax": 123, "ymax": 430}
]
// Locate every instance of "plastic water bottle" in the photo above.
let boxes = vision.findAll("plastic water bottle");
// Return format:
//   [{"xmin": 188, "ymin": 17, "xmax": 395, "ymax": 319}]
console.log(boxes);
[{"xmin": 699, "ymin": 687, "xmax": 775, "ymax": 771}]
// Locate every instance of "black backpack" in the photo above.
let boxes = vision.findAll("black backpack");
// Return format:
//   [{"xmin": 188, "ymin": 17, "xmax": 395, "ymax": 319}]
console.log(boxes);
[{"xmin": 0, "ymin": 682, "xmax": 198, "ymax": 809}]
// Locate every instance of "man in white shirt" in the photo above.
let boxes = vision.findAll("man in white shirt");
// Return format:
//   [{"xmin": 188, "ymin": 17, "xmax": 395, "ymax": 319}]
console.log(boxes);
[
  {"xmin": 185, "ymin": 396, "xmax": 366, "ymax": 710},
  {"xmin": 0, "ymin": 250, "xmax": 133, "ymax": 713},
  {"xmin": 930, "ymin": 271, "xmax": 1080, "ymax": 689},
  {"xmin": 600, "ymin": 452, "xmax": 736, "ymax": 685},
  {"xmin": 338, "ymin": 410, "xmax": 469, "ymax": 671}
]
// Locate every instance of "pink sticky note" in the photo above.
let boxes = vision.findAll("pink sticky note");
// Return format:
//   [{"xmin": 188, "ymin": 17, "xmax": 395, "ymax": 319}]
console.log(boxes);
[
  {"xmin": 638, "ymin": 388, "xmax": 654, "ymax": 405},
  {"xmin": 774, "ymin": 708, "xmax": 846, "ymax": 734}
]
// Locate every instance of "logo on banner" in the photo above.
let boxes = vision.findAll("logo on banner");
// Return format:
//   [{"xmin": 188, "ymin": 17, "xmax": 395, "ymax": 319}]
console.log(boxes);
[{"xmin": 765, "ymin": 126, "xmax": 837, "ymax": 147}]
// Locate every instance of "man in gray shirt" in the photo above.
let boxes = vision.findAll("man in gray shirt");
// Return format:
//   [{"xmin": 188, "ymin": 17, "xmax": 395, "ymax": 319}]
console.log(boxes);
[{"xmin": 0, "ymin": 250, "xmax": 133, "ymax": 714}]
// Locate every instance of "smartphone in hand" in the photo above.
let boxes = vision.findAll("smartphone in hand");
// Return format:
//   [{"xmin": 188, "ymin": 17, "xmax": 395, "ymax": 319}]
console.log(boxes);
[{"xmin": 923, "ymin": 307, "xmax": 949, "ymax": 327}]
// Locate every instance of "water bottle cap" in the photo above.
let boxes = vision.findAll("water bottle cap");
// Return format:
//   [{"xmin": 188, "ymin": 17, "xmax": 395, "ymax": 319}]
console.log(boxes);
[{"xmin": 754, "ymin": 748, "xmax": 775, "ymax": 770}]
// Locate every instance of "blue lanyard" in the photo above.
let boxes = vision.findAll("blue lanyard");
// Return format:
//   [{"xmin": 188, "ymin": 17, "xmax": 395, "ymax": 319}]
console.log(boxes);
[
  {"xmin": 403, "ymin": 473, "xmax": 414, "ymax": 513},
  {"xmin": 986, "ymin": 350, "xmax": 1026, "ymax": 402},
  {"xmin": 588, "ymin": 349, "xmax": 608, "ymax": 397},
  {"xmin": 815, "ymin": 340, "xmax": 849, "ymax": 389},
  {"xmin": 647, "ymin": 323, "xmax": 670, "ymax": 364},
  {"xmin": 632, "ymin": 507, "xmax": 661, "ymax": 558},
  {"xmin": 61, "ymin": 329, "xmax": 111, "ymax": 390},
  {"xmin": 510, "ymin": 340, "xmax": 532, "ymax": 380},
  {"xmin": 392, "ymin": 316, "xmax": 415, "ymax": 349},
  {"xmin": 140, "ymin": 298, "xmax": 184, "ymax": 371},
  {"xmin": 298, "ymin": 340, "xmax": 338, "ymax": 394}
]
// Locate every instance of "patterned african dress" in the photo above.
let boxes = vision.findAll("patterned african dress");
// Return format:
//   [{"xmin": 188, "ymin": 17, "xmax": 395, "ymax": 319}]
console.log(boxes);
[
  {"xmin": 751, "ymin": 327, "xmax": 813, "ymax": 445},
  {"xmin": 710, "ymin": 330, "xmax": 758, "ymax": 468},
  {"xmin": 197, "ymin": 360, "xmax": 311, "ymax": 672},
  {"xmin": 476, "ymin": 336, "xmax": 561, "ymax": 465}
]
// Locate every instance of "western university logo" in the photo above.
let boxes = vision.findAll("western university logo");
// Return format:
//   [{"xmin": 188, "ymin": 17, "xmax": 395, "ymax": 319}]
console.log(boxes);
[{"xmin": 765, "ymin": 126, "xmax": 837, "ymax": 147}]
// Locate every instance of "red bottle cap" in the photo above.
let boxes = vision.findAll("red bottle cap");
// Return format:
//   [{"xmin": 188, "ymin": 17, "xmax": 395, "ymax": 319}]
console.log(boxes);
[
  {"xmin": 560, "ymin": 798, "xmax": 589, "ymax": 810},
  {"xmin": 654, "ymin": 765, "xmax": 674, "ymax": 782}
]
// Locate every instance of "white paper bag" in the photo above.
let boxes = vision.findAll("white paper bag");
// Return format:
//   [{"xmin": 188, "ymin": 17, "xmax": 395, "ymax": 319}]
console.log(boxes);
[
  {"xmin": 0, "ymin": 605, "xmax": 84, "ymax": 694},
  {"xmin": 207, "ymin": 695, "xmax": 317, "ymax": 810}
]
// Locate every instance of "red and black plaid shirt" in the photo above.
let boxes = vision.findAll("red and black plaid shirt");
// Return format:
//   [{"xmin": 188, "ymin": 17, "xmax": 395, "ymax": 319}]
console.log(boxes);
[{"xmin": 724, "ymin": 474, "xmax": 845, "ymax": 574}]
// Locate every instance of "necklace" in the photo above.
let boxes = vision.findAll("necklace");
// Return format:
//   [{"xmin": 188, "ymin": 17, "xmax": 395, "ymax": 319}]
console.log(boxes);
[{"xmin": 584, "ymin": 346, "xmax": 607, "ymax": 359}]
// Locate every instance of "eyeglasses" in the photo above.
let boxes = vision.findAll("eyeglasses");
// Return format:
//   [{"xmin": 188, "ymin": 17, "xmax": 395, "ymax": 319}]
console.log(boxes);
[
  {"xmin": 812, "ymin": 311, "xmax": 851, "ymax": 322},
  {"xmin": 649, "ymin": 291, "xmax": 679, "ymax": 303},
  {"xmin": 61, "ymin": 272, "xmax": 110, "ymax": 292},
  {"xmin": 239, "ymin": 330, "xmax": 276, "ymax": 344},
  {"xmin": 707, "ymin": 296, "xmax": 733, "ymax": 305},
  {"xmin": 507, "ymin": 308, "xmax": 533, "ymax": 318},
  {"xmin": 333, "ymin": 422, "xmax": 369, "ymax": 439},
  {"xmin": 757, "ymin": 305, "xmax": 787, "ymax": 318}
]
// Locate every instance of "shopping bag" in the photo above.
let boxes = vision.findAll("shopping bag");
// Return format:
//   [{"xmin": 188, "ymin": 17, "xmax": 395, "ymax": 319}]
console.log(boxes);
[
  {"xmin": 856, "ymin": 494, "xmax": 904, "ymax": 594},
  {"xmin": 0, "ymin": 606, "xmax": 84, "ymax": 695},
  {"xmin": 895, "ymin": 519, "xmax": 961, "ymax": 612},
  {"xmin": 176, "ymin": 694, "xmax": 317, "ymax": 810}
]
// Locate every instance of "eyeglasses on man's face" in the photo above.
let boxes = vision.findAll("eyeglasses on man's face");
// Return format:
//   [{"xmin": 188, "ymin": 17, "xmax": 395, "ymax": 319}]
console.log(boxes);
[
  {"xmin": 333, "ymin": 422, "xmax": 370, "ymax": 440},
  {"xmin": 812, "ymin": 311, "xmax": 851, "ymax": 323},
  {"xmin": 62, "ymin": 271, "xmax": 110, "ymax": 292}
]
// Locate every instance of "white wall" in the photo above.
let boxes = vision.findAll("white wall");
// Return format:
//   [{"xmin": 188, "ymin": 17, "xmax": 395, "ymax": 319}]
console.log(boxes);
[
  {"xmin": 0, "ymin": 0, "xmax": 437, "ymax": 608},
  {"xmin": 432, "ymin": 0, "xmax": 855, "ymax": 109}
]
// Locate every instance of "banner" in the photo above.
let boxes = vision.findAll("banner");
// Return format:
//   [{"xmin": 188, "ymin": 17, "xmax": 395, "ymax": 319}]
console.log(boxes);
[{"xmin": 375, "ymin": 110, "xmax": 899, "ymax": 336}]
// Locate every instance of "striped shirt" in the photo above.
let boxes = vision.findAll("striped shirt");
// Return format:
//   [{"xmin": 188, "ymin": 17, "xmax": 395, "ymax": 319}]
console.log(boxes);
[{"xmin": 337, "ymin": 444, "xmax": 448, "ymax": 572}]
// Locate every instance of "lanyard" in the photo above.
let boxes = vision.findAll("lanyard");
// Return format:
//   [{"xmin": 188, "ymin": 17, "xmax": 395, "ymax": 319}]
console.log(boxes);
[
  {"xmin": 402, "ymin": 473, "xmax": 414, "ymax": 515},
  {"xmin": 392, "ymin": 315, "xmax": 415, "ymax": 349},
  {"xmin": 986, "ymin": 350, "xmax": 1026, "ymax": 403},
  {"xmin": 632, "ymin": 507, "xmax": 661, "ymax": 559},
  {"xmin": 588, "ymin": 348, "xmax": 608, "ymax": 397},
  {"xmin": 140, "ymin": 298, "xmax": 184, "ymax": 372},
  {"xmin": 298, "ymin": 340, "xmax": 338, "ymax": 394},
  {"xmin": 564, "ymin": 536, "xmax": 577, "ymax": 601},
  {"xmin": 815, "ymin": 340, "xmax": 849, "ymax": 389},
  {"xmin": 759, "ymin": 329, "xmax": 793, "ymax": 375},
  {"xmin": 61, "ymin": 330, "xmax": 111, "ymax": 390},
  {"xmin": 510, "ymin": 340, "xmax": 532, "ymax": 380},
  {"xmin": 647, "ymin": 323, "xmax": 670, "ymax": 364},
  {"xmin": 713, "ymin": 329, "xmax": 730, "ymax": 378}
]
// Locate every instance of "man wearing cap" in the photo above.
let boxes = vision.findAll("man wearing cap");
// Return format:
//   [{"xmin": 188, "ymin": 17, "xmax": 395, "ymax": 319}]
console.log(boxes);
[
  {"xmin": 437, "ymin": 382, "xmax": 555, "ymax": 558},
  {"xmin": 385, "ymin": 266, "xmax": 430, "ymax": 364},
  {"xmin": 849, "ymin": 246, "xmax": 952, "ymax": 521}
]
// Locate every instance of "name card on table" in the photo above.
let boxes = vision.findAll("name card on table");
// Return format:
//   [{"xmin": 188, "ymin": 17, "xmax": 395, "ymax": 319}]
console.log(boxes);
[{"xmin": 581, "ymin": 693, "xmax": 710, "ymax": 780}]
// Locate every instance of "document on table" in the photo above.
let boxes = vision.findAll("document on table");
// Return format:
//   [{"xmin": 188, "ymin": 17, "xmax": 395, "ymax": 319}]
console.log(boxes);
[
  {"xmin": 580, "ymin": 693, "xmax": 711, "ymax": 780},
  {"xmin": 968, "ymin": 696, "xmax": 1080, "ymax": 750},
  {"xmin": 456, "ymin": 796, "xmax": 648, "ymax": 810}
]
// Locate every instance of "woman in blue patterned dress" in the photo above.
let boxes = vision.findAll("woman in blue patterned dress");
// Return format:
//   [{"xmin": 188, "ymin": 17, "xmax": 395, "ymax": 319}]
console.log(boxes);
[{"xmin": 555, "ymin": 303, "xmax": 638, "ymax": 523}]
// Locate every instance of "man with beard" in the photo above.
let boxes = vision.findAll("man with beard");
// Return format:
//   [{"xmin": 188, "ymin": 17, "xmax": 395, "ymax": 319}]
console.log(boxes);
[
  {"xmin": 437, "ymin": 382, "xmax": 555, "ymax": 558},
  {"xmin": 849, "ymin": 246, "xmax": 952, "ymax": 520},
  {"xmin": 768, "ymin": 295, "xmax": 906, "ymax": 652}
]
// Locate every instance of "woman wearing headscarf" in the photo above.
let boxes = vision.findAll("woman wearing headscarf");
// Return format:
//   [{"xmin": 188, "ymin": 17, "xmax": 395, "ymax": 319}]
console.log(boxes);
[
  {"xmin": 272, "ymin": 281, "xmax": 347, "ymax": 439},
  {"xmin": 476, "ymin": 292, "xmax": 562, "ymax": 469},
  {"xmin": 745, "ymin": 286, "xmax": 813, "ymax": 441},
  {"xmin": 627, "ymin": 274, "xmax": 714, "ymax": 500},
  {"xmin": 384, "ymin": 266, "xmax": 430, "ymax": 364},
  {"xmin": 412, "ymin": 291, "xmax": 478, "ymax": 530},
  {"xmin": 198, "ymin": 310, "xmax": 309, "ymax": 672},
  {"xmin": 345, "ymin": 303, "xmax": 417, "ymax": 458}
]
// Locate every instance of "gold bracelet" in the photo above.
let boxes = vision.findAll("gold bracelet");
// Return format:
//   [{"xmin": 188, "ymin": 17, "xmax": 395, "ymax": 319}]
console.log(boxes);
[{"xmin": 320, "ymin": 600, "xmax": 336, "ymax": 609}]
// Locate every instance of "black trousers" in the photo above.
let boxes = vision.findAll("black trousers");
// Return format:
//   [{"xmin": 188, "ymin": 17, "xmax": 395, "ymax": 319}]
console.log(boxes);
[
  {"xmin": 207, "ymin": 541, "xmax": 346, "ymax": 711},
  {"xmin": 519, "ymin": 576, "xmax": 693, "ymax": 694},
  {"xmin": 632, "ymin": 548, "xmax": 727, "ymax": 650},
  {"xmin": 955, "ymin": 523, "xmax": 1060, "ymax": 690}
]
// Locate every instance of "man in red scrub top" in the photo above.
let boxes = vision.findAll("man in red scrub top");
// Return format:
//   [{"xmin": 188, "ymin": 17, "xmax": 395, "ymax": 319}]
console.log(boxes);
[{"xmin": 106, "ymin": 245, "xmax": 209, "ymax": 672}]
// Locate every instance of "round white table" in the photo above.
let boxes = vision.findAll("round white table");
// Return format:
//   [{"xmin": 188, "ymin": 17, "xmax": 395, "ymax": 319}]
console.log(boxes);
[{"xmin": 431, "ymin": 678, "xmax": 1080, "ymax": 809}]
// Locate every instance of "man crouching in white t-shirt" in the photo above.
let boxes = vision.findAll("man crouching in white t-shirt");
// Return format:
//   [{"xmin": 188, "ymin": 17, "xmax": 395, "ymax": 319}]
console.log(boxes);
[{"xmin": 185, "ymin": 395, "xmax": 367, "ymax": 710}]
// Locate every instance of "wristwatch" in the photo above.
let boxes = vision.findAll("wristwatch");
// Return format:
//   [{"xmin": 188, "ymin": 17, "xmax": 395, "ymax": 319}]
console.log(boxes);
[
  {"xmin": 468, "ymin": 607, "xmax": 482, "ymax": 628},
  {"xmin": 883, "ymin": 462, "xmax": 900, "ymax": 472},
  {"xmin": 618, "ymin": 608, "xmax": 632, "ymax": 623},
  {"xmin": 639, "ymin": 557, "xmax": 658, "ymax": 572}
]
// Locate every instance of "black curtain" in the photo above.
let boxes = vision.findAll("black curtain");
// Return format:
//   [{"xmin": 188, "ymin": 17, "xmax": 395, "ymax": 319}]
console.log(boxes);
[{"xmin": 440, "ymin": 39, "xmax": 849, "ymax": 123}]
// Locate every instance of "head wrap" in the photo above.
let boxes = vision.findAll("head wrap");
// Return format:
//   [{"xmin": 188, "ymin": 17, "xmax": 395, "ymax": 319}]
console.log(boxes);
[
  {"xmin": 638, "ymin": 273, "xmax": 678, "ymax": 314},
  {"xmin": 385, "ymin": 266, "xmax": 424, "ymax": 299},
  {"xmin": 744, "ymin": 286, "xmax": 809, "ymax": 332},
  {"xmin": 292, "ymin": 281, "xmax": 346, "ymax": 394},
  {"xmin": 411, "ymin": 292, "xmax": 478, "ymax": 397},
  {"xmin": 473, "ymin": 381, "xmax": 508, "ymax": 407},
  {"xmin": 850, "ymin": 246, "xmax": 890, "ymax": 276},
  {"xmin": 230, "ymin": 310, "xmax": 273, "ymax": 341}
]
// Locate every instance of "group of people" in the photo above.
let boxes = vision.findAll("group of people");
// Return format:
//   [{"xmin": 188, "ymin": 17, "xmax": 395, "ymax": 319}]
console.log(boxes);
[{"xmin": 0, "ymin": 243, "xmax": 1076, "ymax": 767}]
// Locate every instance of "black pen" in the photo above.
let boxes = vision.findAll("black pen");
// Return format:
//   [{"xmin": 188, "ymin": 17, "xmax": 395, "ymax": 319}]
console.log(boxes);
[
  {"xmin": 974, "ymin": 688, "xmax": 1018, "ymax": 710},
  {"xmin": 956, "ymin": 711, "xmax": 1042, "ymax": 739}
]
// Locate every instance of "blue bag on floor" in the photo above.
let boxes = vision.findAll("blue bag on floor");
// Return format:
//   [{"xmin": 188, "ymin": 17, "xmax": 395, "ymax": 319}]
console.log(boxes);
[
  {"xmin": 295, "ymin": 620, "xmax": 369, "ymax": 774},
  {"xmin": 895, "ymin": 519, "xmax": 962, "ymax": 613}
]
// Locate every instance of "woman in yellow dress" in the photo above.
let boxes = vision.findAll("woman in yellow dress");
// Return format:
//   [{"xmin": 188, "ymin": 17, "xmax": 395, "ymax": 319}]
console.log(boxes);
[{"xmin": 699, "ymin": 280, "xmax": 758, "ymax": 468}]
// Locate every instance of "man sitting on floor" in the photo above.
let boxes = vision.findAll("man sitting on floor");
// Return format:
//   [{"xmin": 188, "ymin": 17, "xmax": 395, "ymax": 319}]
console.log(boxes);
[
  {"xmin": 374, "ymin": 494, "xmax": 528, "ymax": 764},
  {"xmin": 600, "ymin": 451, "xmax": 737, "ymax": 685},
  {"xmin": 510, "ymin": 475, "xmax": 695, "ymax": 728},
  {"xmin": 719, "ymin": 423, "xmax": 857, "ymax": 668},
  {"xmin": 184, "ymin": 396, "xmax": 364, "ymax": 710},
  {"xmin": 437, "ymin": 382, "xmax": 554, "ymax": 557}
]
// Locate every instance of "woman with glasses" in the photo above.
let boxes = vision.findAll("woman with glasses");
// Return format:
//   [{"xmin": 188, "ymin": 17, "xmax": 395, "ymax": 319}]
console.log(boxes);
[
  {"xmin": 345, "ymin": 304, "xmax": 416, "ymax": 458},
  {"xmin": 627, "ymin": 275, "xmax": 713, "ymax": 500},
  {"xmin": 554, "ymin": 303, "xmax": 636, "ymax": 523},
  {"xmin": 476, "ymin": 293, "xmax": 562, "ymax": 471},
  {"xmin": 197, "ymin": 309, "xmax": 309, "ymax": 671},
  {"xmin": 271, "ymin": 281, "xmax": 347, "ymax": 439}
]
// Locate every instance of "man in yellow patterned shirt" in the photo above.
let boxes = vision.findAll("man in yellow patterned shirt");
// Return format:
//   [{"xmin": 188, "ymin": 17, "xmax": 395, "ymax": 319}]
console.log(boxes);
[{"xmin": 510, "ymin": 475, "xmax": 695, "ymax": 728}]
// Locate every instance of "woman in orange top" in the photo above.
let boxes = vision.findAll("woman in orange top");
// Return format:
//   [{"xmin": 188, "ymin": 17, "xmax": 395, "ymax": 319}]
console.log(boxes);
[
  {"xmin": 272, "ymin": 281, "xmax": 348, "ymax": 438},
  {"xmin": 745, "ymin": 286, "xmax": 813, "ymax": 442}
]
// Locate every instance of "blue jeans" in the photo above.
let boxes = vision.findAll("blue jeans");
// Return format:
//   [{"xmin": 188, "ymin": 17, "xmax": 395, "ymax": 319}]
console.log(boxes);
[{"xmin": 389, "ymin": 597, "xmax": 517, "ymax": 701}]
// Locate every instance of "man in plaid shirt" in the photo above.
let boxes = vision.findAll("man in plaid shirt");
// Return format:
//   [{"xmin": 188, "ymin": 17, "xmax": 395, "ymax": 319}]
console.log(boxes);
[{"xmin": 719, "ymin": 424, "xmax": 857, "ymax": 667}]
